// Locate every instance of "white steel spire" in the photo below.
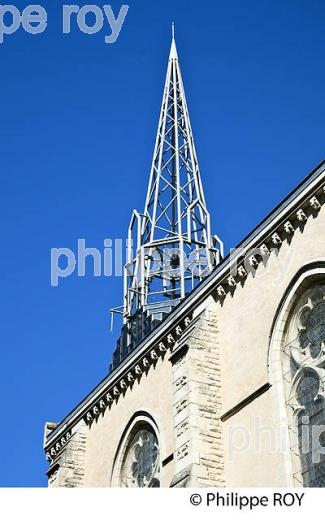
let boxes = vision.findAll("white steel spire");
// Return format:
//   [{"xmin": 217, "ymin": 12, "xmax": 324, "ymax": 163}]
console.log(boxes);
[{"xmin": 110, "ymin": 31, "xmax": 223, "ymax": 366}]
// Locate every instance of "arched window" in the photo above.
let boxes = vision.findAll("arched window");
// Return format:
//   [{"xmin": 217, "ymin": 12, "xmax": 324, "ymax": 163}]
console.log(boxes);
[
  {"xmin": 278, "ymin": 279, "xmax": 325, "ymax": 486},
  {"xmin": 111, "ymin": 415, "xmax": 160, "ymax": 487}
]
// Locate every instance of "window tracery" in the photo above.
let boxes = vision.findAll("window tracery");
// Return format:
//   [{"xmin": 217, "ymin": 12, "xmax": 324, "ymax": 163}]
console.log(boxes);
[
  {"xmin": 119, "ymin": 426, "xmax": 160, "ymax": 488},
  {"xmin": 284, "ymin": 283, "xmax": 325, "ymax": 487}
]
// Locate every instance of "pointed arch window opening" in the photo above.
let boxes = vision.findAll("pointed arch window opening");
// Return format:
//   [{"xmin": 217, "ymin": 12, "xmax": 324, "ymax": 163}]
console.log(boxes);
[
  {"xmin": 113, "ymin": 417, "xmax": 161, "ymax": 488},
  {"xmin": 282, "ymin": 283, "xmax": 325, "ymax": 487}
]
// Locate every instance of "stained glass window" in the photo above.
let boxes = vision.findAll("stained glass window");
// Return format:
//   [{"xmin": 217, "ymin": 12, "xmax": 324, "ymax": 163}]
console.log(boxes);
[
  {"xmin": 285, "ymin": 284, "xmax": 325, "ymax": 487},
  {"xmin": 120, "ymin": 427, "xmax": 160, "ymax": 487}
]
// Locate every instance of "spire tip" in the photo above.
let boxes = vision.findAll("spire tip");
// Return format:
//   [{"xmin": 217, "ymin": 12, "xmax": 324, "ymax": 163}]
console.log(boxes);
[{"xmin": 169, "ymin": 22, "xmax": 178, "ymax": 59}]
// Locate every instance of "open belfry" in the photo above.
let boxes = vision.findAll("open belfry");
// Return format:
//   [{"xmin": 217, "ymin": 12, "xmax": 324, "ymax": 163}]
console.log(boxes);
[{"xmin": 44, "ymin": 31, "xmax": 325, "ymax": 488}]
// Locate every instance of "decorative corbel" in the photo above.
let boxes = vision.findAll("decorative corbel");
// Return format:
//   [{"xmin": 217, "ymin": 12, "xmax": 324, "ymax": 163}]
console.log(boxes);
[
  {"xmin": 184, "ymin": 316, "xmax": 191, "ymax": 327},
  {"xmin": 158, "ymin": 342, "xmax": 167, "ymax": 352},
  {"xmin": 216, "ymin": 285, "xmax": 226, "ymax": 296},
  {"xmin": 283, "ymin": 221, "xmax": 294, "ymax": 234},
  {"xmin": 296, "ymin": 209, "xmax": 307, "ymax": 221},
  {"xmin": 310, "ymin": 196, "xmax": 321, "ymax": 210},
  {"xmin": 238, "ymin": 265, "xmax": 247, "ymax": 277},
  {"xmin": 260, "ymin": 244, "xmax": 270, "ymax": 256},
  {"xmin": 249, "ymin": 255, "xmax": 259, "ymax": 268},
  {"xmin": 271, "ymin": 232, "xmax": 282, "ymax": 244},
  {"xmin": 175, "ymin": 325, "xmax": 183, "ymax": 336},
  {"xmin": 120, "ymin": 379, "xmax": 127, "ymax": 390},
  {"xmin": 127, "ymin": 372, "xmax": 134, "ymax": 382}
]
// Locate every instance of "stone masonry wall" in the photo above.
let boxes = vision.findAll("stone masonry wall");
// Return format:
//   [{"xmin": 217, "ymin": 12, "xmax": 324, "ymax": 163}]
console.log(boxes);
[
  {"xmin": 48, "ymin": 424, "xmax": 87, "ymax": 487},
  {"xmin": 170, "ymin": 302, "xmax": 224, "ymax": 487}
]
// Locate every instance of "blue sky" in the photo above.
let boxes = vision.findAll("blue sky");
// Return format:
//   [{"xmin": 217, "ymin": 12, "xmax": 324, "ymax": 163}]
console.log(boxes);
[{"xmin": 1, "ymin": 0, "xmax": 325, "ymax": 486}]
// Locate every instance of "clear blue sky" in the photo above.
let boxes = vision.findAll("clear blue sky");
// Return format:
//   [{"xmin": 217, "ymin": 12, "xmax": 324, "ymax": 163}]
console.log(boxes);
[{"xmin": 1, "ymin": 0, "xmax": 325, "ymax": 486}]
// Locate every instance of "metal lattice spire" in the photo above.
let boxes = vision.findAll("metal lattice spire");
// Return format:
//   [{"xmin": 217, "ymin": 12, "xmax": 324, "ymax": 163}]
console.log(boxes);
[{"xmin": 111, "ymin": 28, "xmax": 223, "ymax": 343}]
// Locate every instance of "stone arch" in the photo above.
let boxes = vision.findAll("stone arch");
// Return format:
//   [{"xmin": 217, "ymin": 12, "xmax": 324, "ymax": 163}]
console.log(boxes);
[
  {"xmin": 268, "ymin": 261, "xmax": 325, "ymax": 486},
  {"xmin": 110, "ymin": 411, "xmax": 161, "ymax": 487}
]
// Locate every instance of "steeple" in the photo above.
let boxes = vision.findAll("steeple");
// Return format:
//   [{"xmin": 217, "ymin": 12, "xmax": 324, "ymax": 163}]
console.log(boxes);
[{"xmin": 110, "ymin": 31, "xmax": 223, "ymax": 369}]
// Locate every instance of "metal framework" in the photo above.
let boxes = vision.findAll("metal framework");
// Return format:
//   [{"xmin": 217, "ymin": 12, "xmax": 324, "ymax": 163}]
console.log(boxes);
[{"xmin": 112, "ymin": 28, "xmax": 223, "ymax": 333}]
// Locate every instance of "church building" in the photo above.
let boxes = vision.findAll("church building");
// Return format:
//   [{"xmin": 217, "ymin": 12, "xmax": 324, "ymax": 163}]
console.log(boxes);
[{"xmin": 44, "ymin": 33, "xmax": 325, "ymax": 488}]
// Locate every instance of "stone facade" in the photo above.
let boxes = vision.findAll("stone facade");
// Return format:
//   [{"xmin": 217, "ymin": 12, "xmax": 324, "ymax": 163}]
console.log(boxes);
[
  {"xmin": 46, "ymin": 425, "xmax": 87, "ymax": 487},
  {"xmin": 44, "ymin": 161, "xmax": 325, "ymax": 487},
  {"xmin": 170, "ymin": 306, "xmax": 224, "ymax": 487}
]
